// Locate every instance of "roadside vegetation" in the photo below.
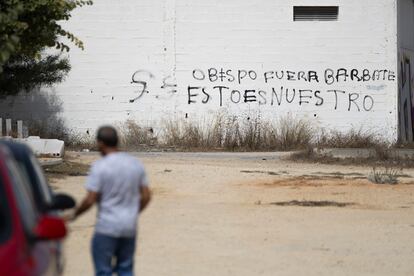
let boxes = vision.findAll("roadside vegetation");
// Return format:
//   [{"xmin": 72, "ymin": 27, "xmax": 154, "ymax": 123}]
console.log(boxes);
[
  {"xmin": 162, "ymin": 115, "xmax": 312, "ymax": 151},
  {"xmin": 24, "ymin": 113, "xmax": 414, "ymax": 169},
  {"xmin": 56, "ymin": 114, "xmax": 398, "ymax": 152}
]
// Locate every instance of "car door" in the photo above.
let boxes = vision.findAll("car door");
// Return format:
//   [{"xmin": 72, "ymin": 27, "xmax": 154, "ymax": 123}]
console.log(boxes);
[{"xmin": 5, "ymin": 157, "xmax": 58, "ymax": 276}]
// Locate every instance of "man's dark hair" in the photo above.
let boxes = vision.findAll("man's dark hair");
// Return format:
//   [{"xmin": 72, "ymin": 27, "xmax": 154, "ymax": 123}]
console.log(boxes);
[{"xmin": 96, "ymin": 126, "xmax": 119, "ymax": 147}]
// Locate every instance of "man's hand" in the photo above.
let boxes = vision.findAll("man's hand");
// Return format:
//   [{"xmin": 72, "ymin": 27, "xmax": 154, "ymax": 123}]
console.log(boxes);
[
  {"xmin": 140, "ymin": 186, "xmax": 151, "ymax": 212},
  {"xmin": 62, "ymin": 210, "xmax": 76, "ymax": 222},
  {"xmin": 73, "ymin": 191, "xmax": 99, "ymax": 220}
]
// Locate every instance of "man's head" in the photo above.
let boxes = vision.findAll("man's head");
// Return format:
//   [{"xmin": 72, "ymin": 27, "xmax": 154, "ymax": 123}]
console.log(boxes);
[{"xmin": 96, "ymin": 126, "xmax": 119, "ymax": 155}]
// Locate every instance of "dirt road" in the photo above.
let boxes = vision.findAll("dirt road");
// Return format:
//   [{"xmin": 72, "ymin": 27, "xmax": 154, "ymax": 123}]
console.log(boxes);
[{"xmin": 52, "ymin": 152, "xmax": 414, "ymax": 276}]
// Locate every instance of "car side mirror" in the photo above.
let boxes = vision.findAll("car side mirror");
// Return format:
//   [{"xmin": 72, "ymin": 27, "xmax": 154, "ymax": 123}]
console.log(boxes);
[
  {"xmin": 34, "ymin": 216, "xmax": 67, "ymax": 241},
  {"xmin": 50, "ymin": 193, "xmax": 76, "ymax": 210}
]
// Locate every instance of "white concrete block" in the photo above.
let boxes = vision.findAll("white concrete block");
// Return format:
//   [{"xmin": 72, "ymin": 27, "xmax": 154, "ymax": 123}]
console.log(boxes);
[{"xmin": 22, "ymin": 136, "xmax": 65, "ymax": 158}]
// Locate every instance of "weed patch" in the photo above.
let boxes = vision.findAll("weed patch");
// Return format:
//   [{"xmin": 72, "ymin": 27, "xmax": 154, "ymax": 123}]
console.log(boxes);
[
  {"xmin": 162, "ymin": 115, "xmax": 313, "ymax": 151},
  {"xmin": 368, "ymin": 167, "xmax": 401, "ymax": 185},
  {"xmin": 44, "ymin": 161, "xmax": 90, "ymax": 179},
  {"xmin": 118, "ymin": 120, "xmax": 157, "ymax": 150}
]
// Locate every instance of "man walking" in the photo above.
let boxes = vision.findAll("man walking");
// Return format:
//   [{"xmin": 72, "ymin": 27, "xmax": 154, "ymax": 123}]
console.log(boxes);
[{"xmin": 68, "ymin": 126, "xmax": 151, "ymax": 276}]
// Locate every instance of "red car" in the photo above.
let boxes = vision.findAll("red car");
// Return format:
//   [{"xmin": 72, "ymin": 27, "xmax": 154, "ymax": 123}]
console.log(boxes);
[{"xmin": 0, "ymin": 145, "xmax": 67, "ymax": 276}]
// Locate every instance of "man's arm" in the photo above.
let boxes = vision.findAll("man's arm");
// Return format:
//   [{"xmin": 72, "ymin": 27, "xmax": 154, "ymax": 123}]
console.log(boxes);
[
  {"xmin": 73, "ymin": 191, "xmax": 99, "ymax": 219},
  {"xmin": 140, "ymin": 186, "xmax": 151, "ymax": 212}
]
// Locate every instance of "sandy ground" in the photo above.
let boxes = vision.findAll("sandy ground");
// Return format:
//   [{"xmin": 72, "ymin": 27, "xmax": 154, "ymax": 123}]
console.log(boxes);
[{"xmin": 51, "ymin": 152, "xmax": 414, "ymax": 276}]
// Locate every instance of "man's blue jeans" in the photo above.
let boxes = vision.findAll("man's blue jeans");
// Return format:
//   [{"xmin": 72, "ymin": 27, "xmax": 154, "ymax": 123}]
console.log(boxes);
[{"xmin": 91, "ymin": 233, "xmax": 136, "ymax": 276}]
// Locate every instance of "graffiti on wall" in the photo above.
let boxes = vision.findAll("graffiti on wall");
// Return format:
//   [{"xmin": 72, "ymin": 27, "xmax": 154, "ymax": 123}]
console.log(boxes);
[
  {"xmin": 128, "ymin": 67, "xmax": 396, "ymax": 113},
  {"xmin": 188, "ymin": 68, "xmax": 396, "ymax": 111},
  {"xmin": 129, "ymin": 70, "xmax": 177, "ymax": 103}
]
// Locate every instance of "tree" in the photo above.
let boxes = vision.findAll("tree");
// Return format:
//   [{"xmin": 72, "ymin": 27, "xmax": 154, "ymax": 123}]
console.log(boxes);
[{"xmin": 0, "ymin": 0, "xmax": 93, "ymax": 95}]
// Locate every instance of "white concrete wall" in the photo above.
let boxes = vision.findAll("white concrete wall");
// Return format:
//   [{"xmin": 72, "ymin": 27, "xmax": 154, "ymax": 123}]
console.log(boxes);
[{"xmin": 1, "ymin": 0, "xmax": 400, "ymax": 141}]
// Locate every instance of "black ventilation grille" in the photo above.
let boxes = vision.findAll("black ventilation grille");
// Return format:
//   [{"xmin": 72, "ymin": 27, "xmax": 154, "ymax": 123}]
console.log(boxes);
[{"xmin": 294, "ymin": 6, "xmax": 339, "ymax": 21}]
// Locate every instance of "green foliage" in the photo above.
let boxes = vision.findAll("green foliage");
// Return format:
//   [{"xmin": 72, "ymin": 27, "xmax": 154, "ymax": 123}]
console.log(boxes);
[
  {"xmin": 0, "ymin": 0, "xmax": 92, "ymax": 94},
  {"xmin": 0, "ymin": 55, "xmax": 71, "ymax": 95}
]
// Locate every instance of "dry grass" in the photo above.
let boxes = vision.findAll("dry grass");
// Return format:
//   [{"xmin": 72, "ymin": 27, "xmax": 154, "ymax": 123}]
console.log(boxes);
[
  {"xmin": 62, "ymin": 115, "xmax": 398, "ymax": 154},
  {"xmin": 287, "ymin": 128, "xmax": 407, "ymax": 166},
  {"xmin": 162, "ymin": 115, "xmax": 313, "ymax": 151},
  {"xmin": 163, "ymin": 119, "xmax": 208, "ymax": 149},
  {"xmin": 118, "ymin": 120, "xmax": 157, "ymax": 150},
  {"xmin": 316, "ymin": 129, "xmax": 380, "ymax": 148},
  {"xmin": 273, "ymin": 116, "xmax": 313, "ymax": 151},
  {"xmin": 65, "ymin": 133, "xmax": 96, "ymax": 151},
  {"xmin": 24, "ymin": 113, "xmax": 413, "ymax": 158},
  {"xmin": 66, "ymin": 120, "xmax": 158, "ymax": 151},
  {"xmin": 289, "ymin": 147, "xmax": 414, "ymax": 168}
]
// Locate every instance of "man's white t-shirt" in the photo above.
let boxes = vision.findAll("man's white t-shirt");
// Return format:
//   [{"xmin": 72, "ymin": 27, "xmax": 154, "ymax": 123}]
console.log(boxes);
[{"xmin": 85, "ymin": 152, "xmax": 149, "ymax": 238}]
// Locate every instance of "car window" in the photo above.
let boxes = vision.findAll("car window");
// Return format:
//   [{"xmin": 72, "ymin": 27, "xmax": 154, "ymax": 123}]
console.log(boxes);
[
  {"xmin": 14, "ymin": 155, "xmax": 53, "ymax": 213},
  {"xmin": 0, "ymin": 176, "xmax": 12, "ymax": 244},
  {"xmin": 6, "ymin": 159, "xmax": 38, "ymax": 233},
  {"xmin": 29, "ymin": 155, "xmax": 53, "ymax": 205},
  {"xmin": 15, "ymin": 161, "xmax": 36, "ymax": 199}
]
